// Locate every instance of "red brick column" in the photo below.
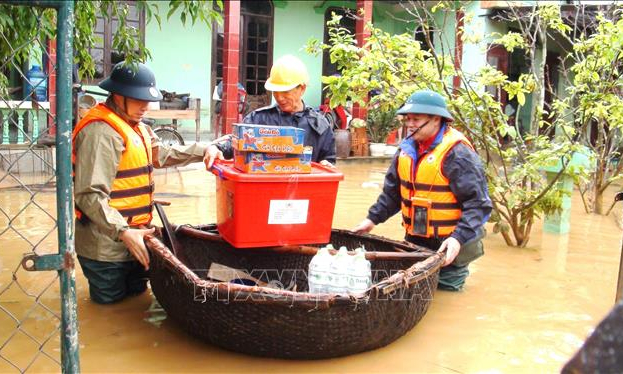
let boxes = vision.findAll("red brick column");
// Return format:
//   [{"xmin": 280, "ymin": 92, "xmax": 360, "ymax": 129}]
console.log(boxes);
[
  {"xmin": 47, "ymin": 38, "xmax": 57, "ymax": 135},
  {"xmin": 222, "ymin": 0, "xmax": 241, "ymax": 135},
  {"xmin": 352, "ymin": 0, "xmax": 372, "ymax": 121},
  {"xmin": 452, "ymin": 9, "xmax": 464, "ymax": 95}
]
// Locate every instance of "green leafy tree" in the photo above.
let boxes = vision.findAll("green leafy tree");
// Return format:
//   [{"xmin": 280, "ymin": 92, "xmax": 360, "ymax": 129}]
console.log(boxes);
[
  {"xmin": 0, "ymin": 0, "xmax": 222, "ymax": 94},
  {"xmin": 567, "ymin": 14, "xmax": 623, "ymax": 214},
  {"xmin": 498, "ymin": 4, "xmax": 623, "ymax": 215},
  {"xmin": 307, "ymin": 3, "xmax": 589, "ymax": 247}
]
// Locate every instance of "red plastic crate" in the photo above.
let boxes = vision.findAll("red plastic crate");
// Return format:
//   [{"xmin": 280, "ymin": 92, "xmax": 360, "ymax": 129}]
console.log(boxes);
[{"xmin": 210, "ymin": 161, "xmax": 344, "ymax": 248}]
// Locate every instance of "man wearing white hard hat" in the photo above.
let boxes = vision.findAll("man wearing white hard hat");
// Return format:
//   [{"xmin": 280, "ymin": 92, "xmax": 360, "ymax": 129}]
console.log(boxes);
[{"xmin": 205, "ymin": 55, "xmax": 336, "ymax": 167}]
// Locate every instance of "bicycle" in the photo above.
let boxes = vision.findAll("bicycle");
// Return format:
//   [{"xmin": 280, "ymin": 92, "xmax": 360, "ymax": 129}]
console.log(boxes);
[{"xmin": 142, "ymin": 118, "xmax": 184, "ymax": 146}]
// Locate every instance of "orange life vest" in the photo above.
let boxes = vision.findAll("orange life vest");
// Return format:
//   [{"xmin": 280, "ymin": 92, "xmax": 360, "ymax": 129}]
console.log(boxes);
[
  {"xmin": 72, "ymin": 103, "xmax": 154, "ymax": 226},
  {"xmin": 397, "ymin": 126, "xmax": 473, "ymax": 238}
]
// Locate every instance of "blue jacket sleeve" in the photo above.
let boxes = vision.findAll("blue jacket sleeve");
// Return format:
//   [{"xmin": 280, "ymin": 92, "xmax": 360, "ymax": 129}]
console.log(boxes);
[
  {"xmin": 213, "ymin": 112, "xmax": 259, "ymax": 159},
  {"xmin": 366, "ymin": 153, "xmax": 402, "ymax": 224},
  {"xmin": 444, "ymin": 143, "xmax": 492, "ymax": 244}
]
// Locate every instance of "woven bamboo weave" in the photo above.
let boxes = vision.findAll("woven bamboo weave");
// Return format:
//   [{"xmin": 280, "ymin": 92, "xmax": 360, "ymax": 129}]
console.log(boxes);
[{"xmin": 146, "ymin": 225, "xmax": 443, "ymax": 359}]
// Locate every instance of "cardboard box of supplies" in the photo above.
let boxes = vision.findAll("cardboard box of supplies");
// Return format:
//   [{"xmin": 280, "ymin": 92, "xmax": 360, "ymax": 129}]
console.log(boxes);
[
  {"xmin": 232, "ymin": 123, "xmax": 305, "ymax": 154},
  {"xmin": 233, "ymin": 147, "xmax": 312, "ymax": 174},
  {"xmin": 210, "ymin": 160, "xmax": 343, "ymax": 248}
]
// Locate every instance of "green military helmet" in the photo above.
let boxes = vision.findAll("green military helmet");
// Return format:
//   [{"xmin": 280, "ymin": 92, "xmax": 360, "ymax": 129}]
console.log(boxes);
[
  {"xmin": 396, "ymin": 90, "xmax": 453, "ymax": 122},
  {"xmin": 99, "ymin": 62, "xmax": 163, "ymax": 102}
]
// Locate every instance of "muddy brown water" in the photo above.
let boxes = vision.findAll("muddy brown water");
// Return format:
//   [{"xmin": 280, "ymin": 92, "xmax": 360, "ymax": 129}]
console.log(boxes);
[{"xmin": 0, "ymin": 160, "xmax": 621, "ymax": 372}]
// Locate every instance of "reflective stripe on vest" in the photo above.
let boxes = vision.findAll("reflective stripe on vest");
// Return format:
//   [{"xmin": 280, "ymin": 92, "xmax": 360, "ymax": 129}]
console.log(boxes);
[
  {"xmin": 72, "ymin": 103, "xmax": 154, "ymax": 226},
  {"xmin": 397, "ymin": 127, "xmax": 473, "ymax": 238}
]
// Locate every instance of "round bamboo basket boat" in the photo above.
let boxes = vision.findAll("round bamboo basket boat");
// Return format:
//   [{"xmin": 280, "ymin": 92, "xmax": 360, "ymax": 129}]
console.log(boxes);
[{"xmin": 146, "ymin": 224, "xmax": 443, "ymax": 359}]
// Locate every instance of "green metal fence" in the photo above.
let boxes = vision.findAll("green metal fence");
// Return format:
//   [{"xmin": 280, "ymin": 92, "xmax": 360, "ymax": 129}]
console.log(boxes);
[{"xmin": 0, "ymin": 1, "xmax": 79, "ymax": 372}]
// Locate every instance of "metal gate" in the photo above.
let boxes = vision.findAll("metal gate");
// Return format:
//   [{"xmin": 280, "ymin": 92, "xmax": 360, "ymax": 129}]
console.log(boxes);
[{"xmin": 0, "ymin": 1, "xmax": 79, "ymax": 372}]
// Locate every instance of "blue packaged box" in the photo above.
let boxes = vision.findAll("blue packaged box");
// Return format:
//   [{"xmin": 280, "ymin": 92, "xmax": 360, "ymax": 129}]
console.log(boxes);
[
  {"xmin": 233, "ymin": 147, "xmax": 313, "ymax": 174},
  {"xmin": 232, "ymin": 123, "xmax": 305, "ymax": 154}
]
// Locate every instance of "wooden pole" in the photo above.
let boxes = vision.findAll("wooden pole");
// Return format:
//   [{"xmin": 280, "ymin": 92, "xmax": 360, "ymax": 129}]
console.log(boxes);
[
  {"xmin": 616, "ymin": 192, "xmax": 623, "ymax": 302},
  {"xmin": 453, "ymin": 6, "xmax": 464, "ymax": 95},
  {"xmin": 352, "ymin": 0, "xmax": 373, "ymax": 121},
  {"xmin": 175, "ymin": 225, "xmax": 432, "ymax": 261}
]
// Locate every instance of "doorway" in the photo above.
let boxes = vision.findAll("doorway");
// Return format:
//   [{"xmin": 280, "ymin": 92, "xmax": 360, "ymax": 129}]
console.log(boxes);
[{"xmin": 211, "ymin": 0, "xmax": 273, "ymax": 121}]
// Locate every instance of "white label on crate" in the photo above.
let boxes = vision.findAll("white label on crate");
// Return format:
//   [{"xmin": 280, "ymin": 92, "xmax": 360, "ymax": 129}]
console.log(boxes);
[{"xmin": 268, "ymin": 200, "xmax": 309, "ymax": 224}]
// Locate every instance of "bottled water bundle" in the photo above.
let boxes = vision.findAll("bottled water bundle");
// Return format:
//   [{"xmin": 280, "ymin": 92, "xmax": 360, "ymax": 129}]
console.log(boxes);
[
  {"xmin": 308, "ymin": 244, "xmax": 334, "ymax": 293},
  {"xmin": 308, "ymin": 244, "xmax": 372, "ymax": 295}
]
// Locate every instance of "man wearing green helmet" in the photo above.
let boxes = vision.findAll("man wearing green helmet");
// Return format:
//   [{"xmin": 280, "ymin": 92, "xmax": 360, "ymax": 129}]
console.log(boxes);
[
  {"xmin": 353, "ymin": 90, "xmax": 491, "ymax": 291},
  {"xmin": 72, "ymin": 62, "xmax": 212, "ymax": 304}
]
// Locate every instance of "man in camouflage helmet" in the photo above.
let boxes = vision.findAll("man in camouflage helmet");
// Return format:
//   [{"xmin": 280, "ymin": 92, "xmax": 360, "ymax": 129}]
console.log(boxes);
[
  {"xmin": 205, "ymin": 54, "xmax": 336, "ymax": 168},
  {"xmin": 72, "ymin": 62, "xmax": 211, "ymax": 304},
  {"xmin": 353, "ymin": 90, "xmax": 492, "ymax": 291}
]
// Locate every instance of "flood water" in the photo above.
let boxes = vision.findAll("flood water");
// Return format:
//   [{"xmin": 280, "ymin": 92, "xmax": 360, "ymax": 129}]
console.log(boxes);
[{"xmin": 1, "ymin": 159, "xmax": 621, "ymax": 373}]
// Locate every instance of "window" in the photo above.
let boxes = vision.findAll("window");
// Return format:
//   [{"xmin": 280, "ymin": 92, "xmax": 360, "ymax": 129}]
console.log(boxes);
[
  {"xmin": 85, "ymin": 2, "xmax": 145, "ymax": 83},
  {"xmin": 214, "ymin": 22, "xmax": 224, "ymax": 81},
  {"xmin": 243, "ymin": 14, "xmax": 272, "ymax": 96},
  {"xmin": 212, "ymin": 0, "xmax": 273, "ymax": 92}
]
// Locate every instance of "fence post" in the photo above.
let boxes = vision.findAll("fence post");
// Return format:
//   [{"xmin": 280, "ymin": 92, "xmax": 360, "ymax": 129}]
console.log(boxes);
[
  {"xmin": 55, "ymin": 1, "xmax": 80, "ymax": 372},
  {"xmin": 1, "ymin": 0, "xmax": 80, "ymax": 371}
]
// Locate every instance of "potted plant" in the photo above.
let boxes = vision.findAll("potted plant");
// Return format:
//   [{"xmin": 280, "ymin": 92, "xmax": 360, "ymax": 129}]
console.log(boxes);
[{"xmin": 366, "ymin": 107, "xmax": 402, "ymax": 156}]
